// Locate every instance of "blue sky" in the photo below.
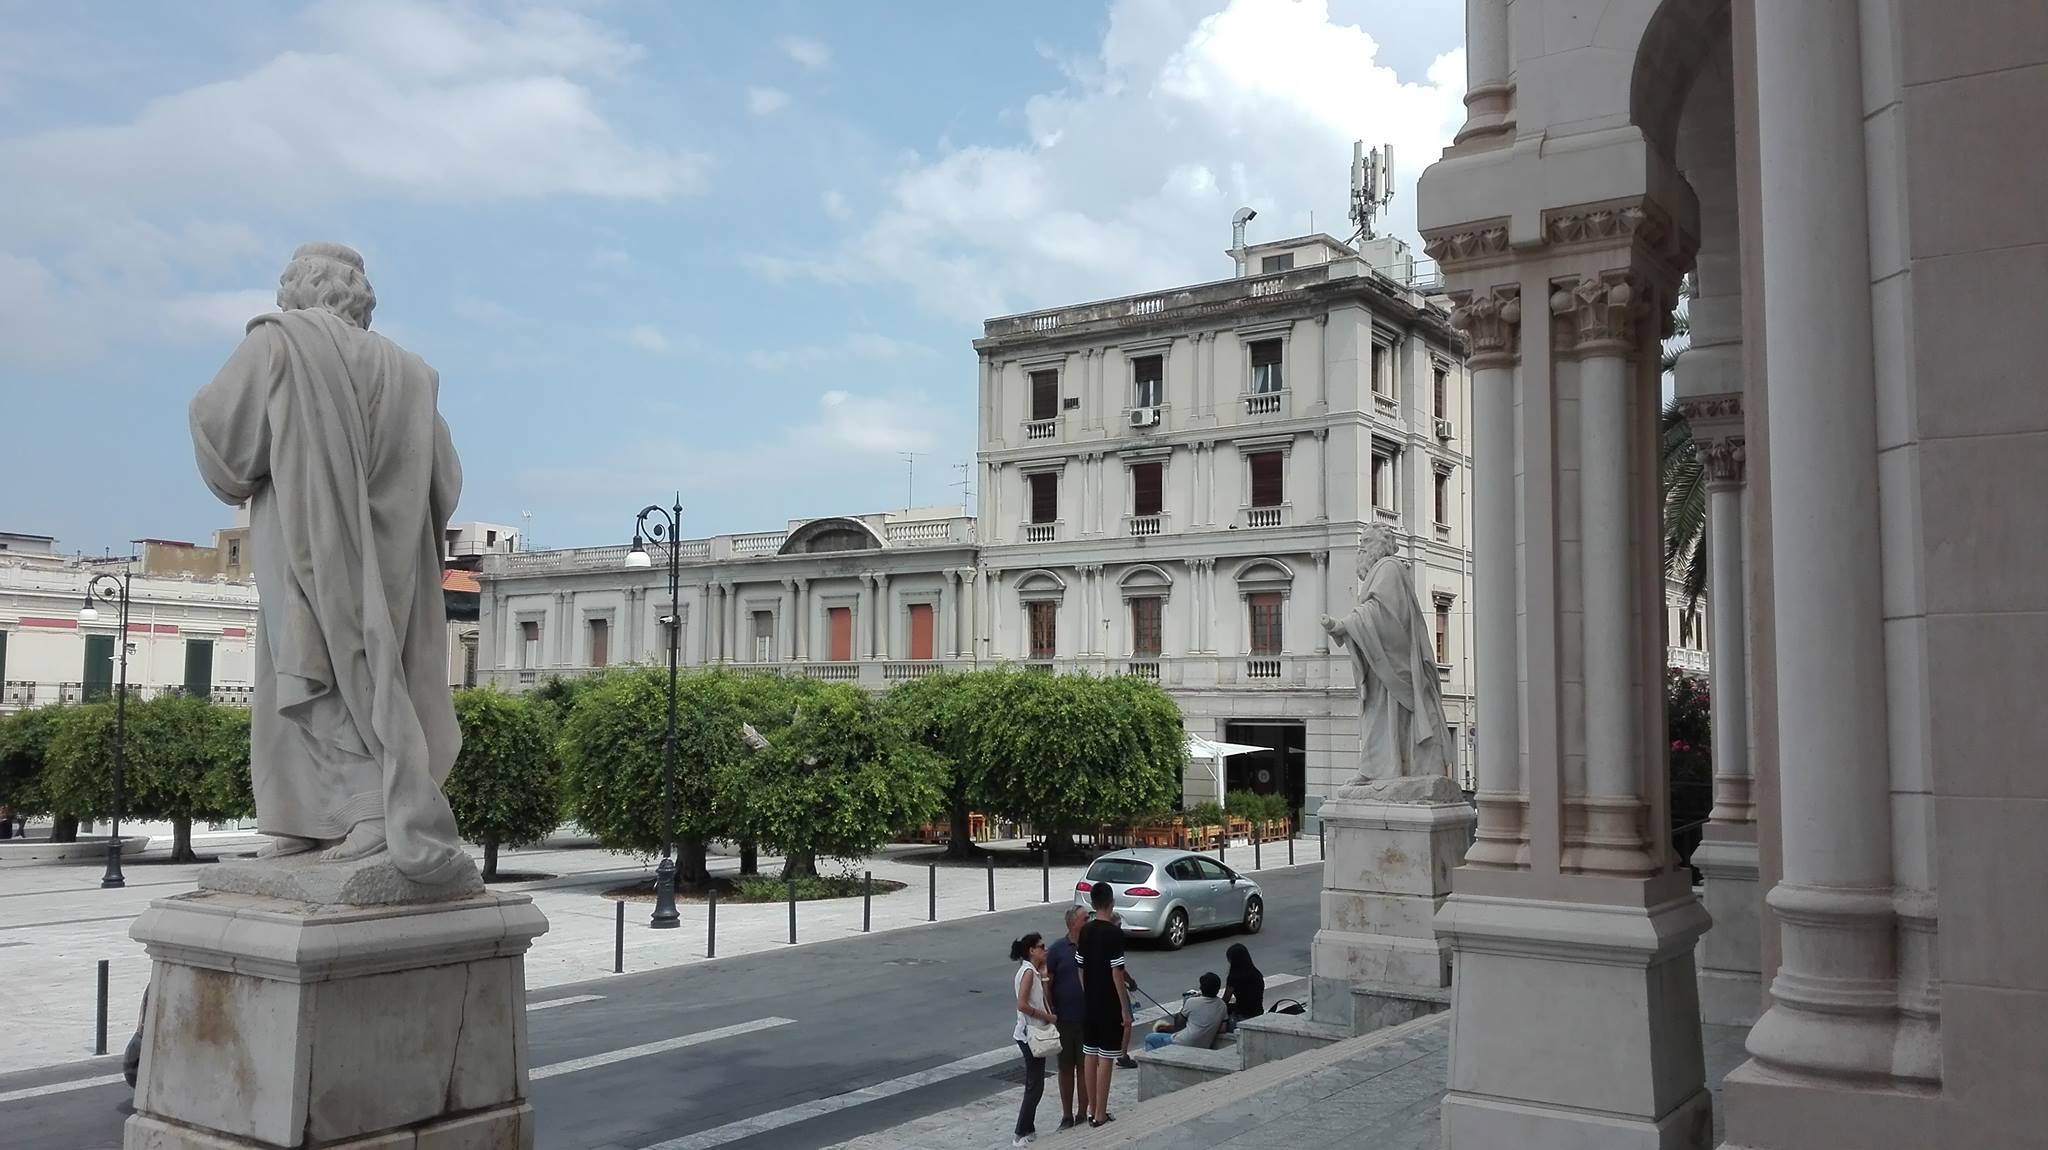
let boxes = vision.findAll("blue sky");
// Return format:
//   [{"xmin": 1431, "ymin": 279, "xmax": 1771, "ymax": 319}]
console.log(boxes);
[{"xmin": 0, "ymin": 0, "xmax": 1464, "ymax": 556}]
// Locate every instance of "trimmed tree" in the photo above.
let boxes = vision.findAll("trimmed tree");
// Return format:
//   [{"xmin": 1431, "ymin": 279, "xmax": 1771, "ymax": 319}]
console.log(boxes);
[
  {"xmin": 0, "ymin": 706, "xmax": 68, "ymax": 837},
  {"xmin": 967, "ymin": 671, "xmax": 1184, "ymax": 860},
  {"xmin": 558, "ymin": 667, "xmax": 750, "ymax": 885},
  {"xmin": 721, "ymin": 677, "xmax": 943, "ymax": 878},
  {"xmin": 447, "ymin": 689, "xmax": 563, "ymax": 880},
  {"xmin": 44, "ymin": 696, "xmax": 254, "ymax": 861},
  {"xmin": 883, "ymin": 670, "xmax": 1002, "ymax": 858}
]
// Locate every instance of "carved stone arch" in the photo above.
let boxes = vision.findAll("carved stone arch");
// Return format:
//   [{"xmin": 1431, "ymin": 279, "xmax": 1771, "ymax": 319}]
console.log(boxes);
[
  {"xmin": 1232, "ymin": 557, "xmax": 1295, "ymax": 595},
  {"xmin": 1116, "ymin": 563, "xmax": 1175, "ymax": 599},
  {"xmin": 777, "ymin": 517, "xmax": 884, "ymax": 555},
  {"xmin": 1013, "ymin": 568, "xmax": 1068, "ymax": 601},
  {"xmin": 1630, "ymin": 0, "xmax": 1733, "ymax": 164}
]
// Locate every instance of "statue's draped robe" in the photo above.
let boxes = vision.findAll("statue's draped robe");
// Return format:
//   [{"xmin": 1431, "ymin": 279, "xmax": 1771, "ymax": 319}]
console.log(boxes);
[
  {"xmin": 1333, "ymin": 557, "xmax": 1454, "ymax": 783},
  {"xmin": 190, "ymin": 308, "xmax": 468, "ymax": 884}
]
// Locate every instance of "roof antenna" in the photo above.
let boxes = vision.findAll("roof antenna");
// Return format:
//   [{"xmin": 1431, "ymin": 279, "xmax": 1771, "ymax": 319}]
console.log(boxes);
[{"xmin": 1348, "ymin": 140, "xmax": 1394, "ymax": 247}]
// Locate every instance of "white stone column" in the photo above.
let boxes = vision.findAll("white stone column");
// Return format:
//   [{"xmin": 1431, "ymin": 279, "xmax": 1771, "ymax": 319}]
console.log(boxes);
[
  {"xmin": 938, "ymin": 570, "xmax": 957, "ymax": 658},
  {"xmin": 794, "ymin": 578, "xmax": 810, "ymax": 661},
  {"xmin": 1703, "ymin": 442, "xmax": 1751, "ymax": 825},
  {"xmin": 1451, "ymin": 287, "xmax": 1524, "ymax": 869},
  {"xmin": 778, "ymin": 579, "xmax": 796, "ymax": 661},
  {"xmin": 962, "ymin": 569, "xmax": 980, "ymax": 660},
  {"xmin": 874, "ymin": 572, "xmax": 892, "ymax": 660},
  {"xmin": 1313, "ymin": 428, "xmax": 1330, "ymax": 521},
  {"xmin": 1739, "ymin": 0, "xmax": 1913, "ymax": 1087},
  {"xmin": 857, "ymin": 575, "xmax": 874, "ymax": 660},
  {"xmin": 1556, "ymin": 274, "xmax": 1655, "ymax": 877},
  {"xmin": 1312, "ymin": 550, "xmax": 1330, "ymax": 654},
  {"xmin": 1453, "ymin": 0, "xmax": 1512, "ymax": 147}
]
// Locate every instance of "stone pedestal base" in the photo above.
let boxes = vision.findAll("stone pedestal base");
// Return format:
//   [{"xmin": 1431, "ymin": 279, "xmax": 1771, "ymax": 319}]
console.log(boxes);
[
  {"xmin": 1693, "ymin": 830, "xmax": 1762, "ymax": 1026},
  {"xmin": 1437, "ymin": 891, "xmax": 1714, "ymax": 1150},
  {"xmin": 124, "ymin": 863, "xmax": 547, "ymax": 1150},
  {"xmin": 1310, "ymin": 797, "xmax": 1474, "ymax": 1029}
]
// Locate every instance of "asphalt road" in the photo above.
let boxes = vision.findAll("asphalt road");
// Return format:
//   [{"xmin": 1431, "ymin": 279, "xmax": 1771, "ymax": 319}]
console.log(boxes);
[{"xmin": 0, "ymin": 863, "xmax": 1322, "ymax": 1150}]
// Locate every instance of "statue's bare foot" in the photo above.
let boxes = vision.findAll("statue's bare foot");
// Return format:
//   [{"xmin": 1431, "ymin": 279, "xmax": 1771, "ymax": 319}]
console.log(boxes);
[
  {"xmin": 321, "ymin": 820, "xmax": 388, "ymax": 863},
  {"xmin": 257, "ymin": 834, "xmax": 323, "ymax": 859}
]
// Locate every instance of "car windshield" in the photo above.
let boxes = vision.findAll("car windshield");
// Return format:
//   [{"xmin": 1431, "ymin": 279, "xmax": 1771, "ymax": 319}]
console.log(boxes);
[{"xmin": 1085, "ymin": 858, "xmax": 1155, "ymax": 886}]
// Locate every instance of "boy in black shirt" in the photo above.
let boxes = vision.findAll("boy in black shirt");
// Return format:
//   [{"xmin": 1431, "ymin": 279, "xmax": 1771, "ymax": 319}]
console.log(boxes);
[{"xmin": 1076, "ymin": 880, "xmax": 1129, "ymax": 1128}]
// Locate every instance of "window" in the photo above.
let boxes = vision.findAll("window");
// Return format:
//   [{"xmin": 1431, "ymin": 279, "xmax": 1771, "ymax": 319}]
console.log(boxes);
[
  {"xmin": 1249, "ymin": 592, "xmax": 1284, "ymax": 656},
  {"xmin": 1030, "ymin": 369, "xmax": 1060, "ymax": 421},
  {"xmin": 1372, "ymin": 343, "xmax": 1392, "ymax": 397},
  {"xmin": 1132, "ymin": 461, "xmax": 1163, "ymax": 518},
  {"xmin": 1433, "ymin": 366, "xmax": 1449, "ymax": 418},
  {"xmin": 520, "ymin": 620, "xmax": 542, "ymax": 668},
  {"xmin": 462, "ymin": 636, "xmax": 479, "ymax": 688},
  {"xmin": 183, "ymin": 639, "xmax": 214, "ymax": 698},
  {"xmin": 1029, "ymin": 471, "xmax": 1059, "ymax": 524},
  {"xmin": 0, "ymin": 630, "xmax": 7, "ymax": 688},
  {"xmin": 1027, "ymin": 601, "xmax": 1057, "ymax": 660},
  {"xmin": 83, "ymin": 634, "xmax": 114, "ymax": 700},
  {"xmin": 1248, "ymin": 450, "xmax": 1284, "ymax": 508},
  {"xmin": 908, "ymin": 603, "xmax": 934, "ymax": 661},
  {"xmin": 1372, "ymin": 453, "xmax": 1394, "ymax": 510},
  {"xmin": 1191, "ymin": 856, "xmax": 1233, "ymax": 882},
  {"xmin": 752, "ymin": 611, "xmax": 775, "ymax": 662},
  {"xmin": 1260, "ymin": 253, "xmax": 1294, "ymax": 273},
  {"xmin": 227, "ymin": 539, "xmax": 241, "ymax": 566},
  {"xmin": 1435, "ymin": 600, "xmax": 1452, "ymax": 665},
  {"xmin": 588, "ymin": 618, "xmax": 610, "ymax": 668},
  {"xmin": 1132, "ymin": 355, "xmax": 1163, "ymax": 410},
  {"xmin": 1130, "ymin": 597, "xmax": 1162, "ymax": 658},
  {"xmin": 1434, "ymin": 469, "xmax": 1450, "ymax": 525},
  {"xmin": 1248, "ymin": 339, "xmax": 1283, "ymax": 394},
  {"xmin": 827, "ymin": 606, "xmax": 853, "ymax": 662}
]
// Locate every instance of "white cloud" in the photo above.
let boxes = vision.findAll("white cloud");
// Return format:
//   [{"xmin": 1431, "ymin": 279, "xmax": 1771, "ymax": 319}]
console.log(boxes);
[
  {"xmin": 779, "ymin": 36, "xmax": 832, "ymax": 71},
  {"xmin": 754, "ymin": 0, "xmax": 1464, "ymax": 321},
  {"xmin": 747, "ymin": 86, "xmax": 792, "ymax": 115},
  {"xmin": 625, "ymin": 324, "xmax": 671, "ymax": 353},
  {"xmin": 162, "ymin": 290, "xmax": 277, "ymax": 340},
  {"xmin": 801, "ymin": 390, "xmax": 935, "ymax": 455},
  {"xmin": 743, "ymin": 332, "xmax": 938, "ymax": 373},
  {"xmin": 821, "ymin": 189, "xmax": 852, "ymax": 220}
]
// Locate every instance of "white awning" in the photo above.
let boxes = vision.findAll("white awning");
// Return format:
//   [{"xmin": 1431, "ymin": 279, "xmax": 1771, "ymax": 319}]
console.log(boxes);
[{"xmin": 1183, "ymin": 735, "xmax": 1269, "ymax": 806}]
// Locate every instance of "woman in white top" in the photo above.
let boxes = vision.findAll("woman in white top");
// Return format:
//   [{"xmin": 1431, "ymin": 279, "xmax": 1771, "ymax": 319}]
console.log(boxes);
[{"xmin": 1009, "ymin": 933, "xmax": 1056, "ymax": 1146}]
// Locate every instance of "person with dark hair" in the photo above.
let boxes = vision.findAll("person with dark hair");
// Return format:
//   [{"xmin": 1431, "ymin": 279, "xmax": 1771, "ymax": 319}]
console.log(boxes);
[
  {"xmin": 1044, "ymin": 905, "xmax": 1090, "ymax": 1128},
  {"xmin": 1008, "ymin": 933, "xmax": 1055, "ymax": 1146},
  {"xmin": 1076, "ymin": 880, "xmax": 1129, "ymax": 1128},
  {"xmin": 1224, "ymin": 942, "xmax": 1265, "ymax": 1024},
  {"xmin": 1144, "ymin": 972, "xmax": 1226, "ymax": 1050}
]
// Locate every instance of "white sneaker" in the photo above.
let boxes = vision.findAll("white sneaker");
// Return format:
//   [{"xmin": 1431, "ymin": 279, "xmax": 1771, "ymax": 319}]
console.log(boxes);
[{"xmin": 1013, "ymin": 1136, "xmax": 1036, "ymax": 1146}]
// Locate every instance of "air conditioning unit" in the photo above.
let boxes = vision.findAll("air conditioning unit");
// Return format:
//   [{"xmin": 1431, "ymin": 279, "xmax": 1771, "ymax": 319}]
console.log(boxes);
[
  {"xmin": 1434, "ymin": 417, "xmax": 1455, "ymax": 439},
  {"xmin": 1128, "ymin": 407, "xmax": 1160, "ymax": 429}
]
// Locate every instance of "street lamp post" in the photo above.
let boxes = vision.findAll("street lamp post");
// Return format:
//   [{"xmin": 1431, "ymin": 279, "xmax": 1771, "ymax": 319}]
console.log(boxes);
[
  {"xmin": 626, "ymin": 497, "xmax": 684, "ymax": 930},
  {"xmin": 79, "ymin": 568, "xmax": 133, "ymax": 890}
]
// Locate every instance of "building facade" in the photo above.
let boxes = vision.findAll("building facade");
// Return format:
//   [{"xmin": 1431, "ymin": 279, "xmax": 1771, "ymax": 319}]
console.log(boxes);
[
  {"xmin": 1418, "ymin": 1, "xmax": 2041, "ymax": 1147},
  {"xmin": 974, "ymin": 233, "xmax": 1476, "ymax": 813}
]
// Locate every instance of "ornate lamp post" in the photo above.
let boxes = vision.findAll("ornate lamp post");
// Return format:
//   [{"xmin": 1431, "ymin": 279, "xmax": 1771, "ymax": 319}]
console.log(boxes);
[
  {"xmin": 625, "ymin": 497, "xmax": 683, "ymax": 929},
  {"xmin": 78, "ymin": 568, "xmax": 133, "ymax": 889}
]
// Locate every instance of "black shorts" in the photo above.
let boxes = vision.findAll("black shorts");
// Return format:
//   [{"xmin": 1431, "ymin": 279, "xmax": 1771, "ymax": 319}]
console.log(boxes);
[
  {"xmin": 1055, "ymin": 1021, "xmax": 1084, "ymax": 1070},
  {"xmin": 1081, "ymin": 1009, "xmax": 1126, "ymax": 1059}
]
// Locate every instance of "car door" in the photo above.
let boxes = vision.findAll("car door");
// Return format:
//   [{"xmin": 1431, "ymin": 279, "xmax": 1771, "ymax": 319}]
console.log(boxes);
[
  {"xmin": 1162, "ymin": 857, "xmax": 1202, "ymax": 927},
  {"xmin": 1189, "ymin": 856, "xmax": 1237, "ymax": 926}
]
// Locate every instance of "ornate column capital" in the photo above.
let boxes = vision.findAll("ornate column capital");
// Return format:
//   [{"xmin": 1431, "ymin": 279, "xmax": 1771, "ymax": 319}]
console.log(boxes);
[
  {"xmin": 1699, "ymin": 436, "xmax": 1746, "ymax": 485},
  {"xmin": 1315, "ymin": 312, "xmax": 1330, "ymax": 327},
  {"xmin": 1677, "ymin": 393, "xmax": 1747, "ymax": 485},
  {"xmin": 1550, "ymin": 273, "xmax": 1643, "ymax": 356},
  {"xmin": 1312, "ymin": 550, "xmax": 1330, "ymax": 568},
  {"xmin": 1449, "ymin": 285, "xmax": 1522, "ymax": 368},
  {"xmin": 793, "ymin": 576, "xmax": 809, "ymax": 591}
]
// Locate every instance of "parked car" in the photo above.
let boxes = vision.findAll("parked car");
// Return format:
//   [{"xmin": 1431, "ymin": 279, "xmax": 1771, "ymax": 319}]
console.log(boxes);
[{"xmin": 1072, "ymin": 848, "xmax": 1263, "ymax": 950}]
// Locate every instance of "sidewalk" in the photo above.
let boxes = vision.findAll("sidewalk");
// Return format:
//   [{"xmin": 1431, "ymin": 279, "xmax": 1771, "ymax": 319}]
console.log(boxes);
[{"xmin": 0, "ymin": 832, "xmax": 1324, "ymax": 1077}]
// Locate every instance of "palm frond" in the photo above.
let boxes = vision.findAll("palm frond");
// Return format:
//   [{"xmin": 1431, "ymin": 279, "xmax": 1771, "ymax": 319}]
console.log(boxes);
[{"xmin": 1659, "ymin": 398, "xmax": 1709, "ymax": 611}]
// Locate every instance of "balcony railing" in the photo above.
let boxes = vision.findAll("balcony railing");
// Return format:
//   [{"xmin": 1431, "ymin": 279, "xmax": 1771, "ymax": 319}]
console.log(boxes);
[
  {"xmin": 1243, "ymin": 389, "xmax": 1287, "ymax": 416},
  {"xmin": 803, "ymin": 662, "xmax": 862, "ymax": 681},
  {"xmin": 1024, "ymin": 418, "xmax": 1058, "ymax": 441},
  {"xmin": 883, "ymin": 661, "xmax": 943, "ymax": 682},
  {"xmin": 1246, "ymin": 658, "xmax": 1283, "ymax": 680},
  {"xmin": 0, "ymin": 681, "xmax": 255, "ymax": 710},
  {"xmin": 1125, "ymin": 660, "xmax": 1161, "ymax": 681},
  {"xmin": 1246, "ymin": 506, "xmax": 1285, "ymax": 529},
  {"xmin": 1023, "ymin": 522, "xmax": 1058, "ymax": 544},
  {"xmin": 1128, "ymin": 514, "xmax": 1163, "ymax": 537},
  {"xmin": 476, "ymin": 653, "xmax": 1344, "ymax": 695},
  {"xmin": 1667, "ymin": 646, "xmax": 1711, "ymax": 674},
  {"xmin": 730, "ymin": 532, "xmax": 787, "ymax": 556}
]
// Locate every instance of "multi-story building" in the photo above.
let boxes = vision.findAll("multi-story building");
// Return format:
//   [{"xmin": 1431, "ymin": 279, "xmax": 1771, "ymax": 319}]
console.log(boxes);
[{"xmin": 973, "ymin": 232, "xmax": 1475, "ymax": 813}]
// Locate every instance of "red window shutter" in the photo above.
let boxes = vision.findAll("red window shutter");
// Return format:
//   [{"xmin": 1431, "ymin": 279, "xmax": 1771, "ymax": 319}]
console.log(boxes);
[
  {"xmin": 1028, "ymin": 602, "xmax": 1057, "ymax": 659},
  {"xmin": 1030, "ymin": 472, "xmax": 1058, "ymax": 524},
  {"xmin": 908, "ymin": 603, "xmax": 934, "ymax": 661},
  {"xmin": 1131, "ymin": 597, "xmax": 1162, "ymax": 657},
  {"xmin": 828, "ymin": 607, "xmax": 853, "ymax": 662},
  {"xmin": 1248, "ymin": 592, "xmax": 1283, "ymax": 655},
  {"xmin": 1249, "ymin": 451, "xmax": 1283, "ymax": 507},
  {"xmin": 1133, "ymin": 462, "xmax": 1163, "ymax": 517}
]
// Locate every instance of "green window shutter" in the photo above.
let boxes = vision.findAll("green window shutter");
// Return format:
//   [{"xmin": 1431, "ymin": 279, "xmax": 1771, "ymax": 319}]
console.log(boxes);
[
  {"xmin": 0, "ymin": 630, "xmax": 8, "ymax": 685},
  {"xmin": 83, "ymin": 635, "xmax": 115, "ymax": 700},
  {"xmin": 183, "ymin": 639, "xmax": 215, "ymax": 699}
]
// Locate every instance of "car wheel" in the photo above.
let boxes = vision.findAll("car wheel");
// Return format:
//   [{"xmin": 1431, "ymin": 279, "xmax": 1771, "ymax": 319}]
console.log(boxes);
[
  {"xmin": 1242, "ymin": 896, "xmax": 1264, "ymax": 935},
  {"xmin": 1163, "ymin": 908, "xmax": 1189, "ymax": 950}
]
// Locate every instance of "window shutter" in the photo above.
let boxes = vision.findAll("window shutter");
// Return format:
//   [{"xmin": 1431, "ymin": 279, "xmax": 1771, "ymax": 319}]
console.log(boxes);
[
  {"xmin": 1030, "ymin": 472, "xmax": 1058, "ymax": 524},
  {"xmin": 1030, "ymin": 370, "xmax": 1059, "ymax": 420},
  {"xmin": 1249, "ymin": 451, "xmax": 1283, "ymax": 507},
  {"xmin": 183, "ymin": 639, "xmax": 214, "ymax": 698},
  {"xmin": 1133, "ymin": 462, "xmax": 1163, "ymax": 517}
]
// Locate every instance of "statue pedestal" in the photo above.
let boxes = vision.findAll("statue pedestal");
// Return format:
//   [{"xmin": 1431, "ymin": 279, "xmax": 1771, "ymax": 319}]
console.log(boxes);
[
  {"xmin": 124, "ymin": 859, "xmax": 547, "ymax": 1150},
  {"xmin": 1310, "ymin": 795, "xmax": 1474, "ymax": 1031}
]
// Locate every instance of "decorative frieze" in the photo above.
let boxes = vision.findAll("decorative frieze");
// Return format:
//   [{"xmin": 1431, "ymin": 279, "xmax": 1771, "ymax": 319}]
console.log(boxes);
[
  {"xmin": 1448, "ymin": 286, "xmax": 1521, "ymax": 367},
  {"xmin": 1421, "ymin": 219, "xmax": 1511, "ymax": 267}
]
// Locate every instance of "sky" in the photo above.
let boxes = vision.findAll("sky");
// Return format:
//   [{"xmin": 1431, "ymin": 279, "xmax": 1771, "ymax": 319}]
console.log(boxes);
[{"xmin": 0, "ymin": 0, "xmax": 1465, "ymax": 557}]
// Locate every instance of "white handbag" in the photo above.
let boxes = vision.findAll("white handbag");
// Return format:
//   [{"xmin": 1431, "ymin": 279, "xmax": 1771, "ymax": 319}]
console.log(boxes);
[{"xmin": 1026, "ymin": 1020, "xmax": 1062, "ymax": 1058}]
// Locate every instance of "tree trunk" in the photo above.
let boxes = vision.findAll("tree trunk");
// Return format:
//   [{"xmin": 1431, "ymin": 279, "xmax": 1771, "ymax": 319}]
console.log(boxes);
[
  {"xmin": 678, "ymin": 835, "xmax": 709, "ymax": 886},
  {"xmin": 483, "ymin": 841, "xmax": 499, "ymax": 881},
  {"xmin": 780, "ymin": 850, "xmax": 818, "ymax": 880},
  {"xmin": 1047, "ymin": 830, "xmax": 1080, "ymax": 865},
  {"xmin": 169, "ymin": 817, "xmax": 196, "ymax": 864},
  {"xmin": 739, "ymin": 840, "xmax": 758, "ymax": 876},
  {"xmin": 944, "ymin": 794, "xmax": 978, "ymax": 859},
  {"xmin": 51, "ymin": 814, "xmax": 79, "ymax": 843}
]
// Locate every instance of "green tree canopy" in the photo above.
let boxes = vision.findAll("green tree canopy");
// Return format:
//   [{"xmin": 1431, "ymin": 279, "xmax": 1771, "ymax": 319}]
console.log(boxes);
[
  {"xmin": 0, "ymin": 706, "xmax": 66, "ymax": 830},
  {"xmin": 447, "ymin": 688, "xmax": 563, "ymax": 879},
  {"xmin": 44, "ymin": 696, "xmax": 253, "ymax": 861},
  {"xmin": 882, "ymin": 670, "xmax": 1004, "ymax": 857}
]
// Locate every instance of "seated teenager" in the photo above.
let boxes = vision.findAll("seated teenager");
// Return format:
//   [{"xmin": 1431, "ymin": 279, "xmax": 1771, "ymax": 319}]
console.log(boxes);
[{"xmin": 1143, "ymin": 972, "xmax": 1227, "ymax": 1050}]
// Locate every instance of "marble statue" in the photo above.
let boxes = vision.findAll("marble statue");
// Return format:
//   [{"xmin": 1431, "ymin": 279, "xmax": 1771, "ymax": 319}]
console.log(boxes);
[
  {"xmin": 189, "ymin": 243, "xmax": 471, "ymax": 886},
  {"xmin": 1319, "ymin": 525, "xmax": 1462, "ymax": 803}
]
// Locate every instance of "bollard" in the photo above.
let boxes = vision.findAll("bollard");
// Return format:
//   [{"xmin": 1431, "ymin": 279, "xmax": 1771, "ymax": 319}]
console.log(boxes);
[
  {"xmin": 928, "ymin": 863, "xmax": 937, "ymax": 922},
  {"xmin": 1219, "ymin": 838, "xmax": 1227, "ymax": 866},
  {"xmin": 95, "ymin": 959, "xmax": 109, "ymax": 1056},
  {"xmin": 863, "ymin": 871, "xmax": 873, "ymax": 933},
  {"xmin": 707, "ymin": 889, "xmax": 718, "ymax": 959},
  {"xmin": 1319, "ymin": 823, "xmax": 1326, "ymax": 859},
  {"xmin": 787, "ymin": 876, "xmax": 798, "ymax": 945},
  {"xmin": 1288, "ymin": 833, "xmax": 1295, "ymax": 866},
  {"xmin": 1041, "ymin": 848, "xmax": 1050, "ymax": 903},
  {"xmin": 613, "ymin": 899, "xmax": 625, "ymax": 974},
  {"xmin": 986, "ymin": 854, "xmax": 996, "ymax": 912},
  {"xmin": 1255, "ymin": 836, "xmax": 1262, "ymax": 871}
]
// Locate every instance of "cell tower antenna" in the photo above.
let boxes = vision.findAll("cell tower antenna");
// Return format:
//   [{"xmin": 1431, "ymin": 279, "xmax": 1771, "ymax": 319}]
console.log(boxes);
[
  {"xmin": 899, "ymin": 451, "xmax": 923, "ymax": 511},
  {"xmin": 951, "ymin": 461, "xmax": 975, "ymax": 512},
  {"xmin": 1348, "ymin": 140, "xmax": 1396, "ymax": 246}
]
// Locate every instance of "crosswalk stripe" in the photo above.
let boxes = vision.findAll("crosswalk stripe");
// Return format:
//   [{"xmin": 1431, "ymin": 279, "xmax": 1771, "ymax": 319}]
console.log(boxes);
[
  {"xmin": 527, "ymin": 993, "xmax": 605, "ymax": 1012},
  {"xmin": 530, "ymin": 1016, "xmax": 795, "ymax": 1082},
  {"xmin": 0, "ymin": 1073, "xmax": 126, "ymax": 1105}
]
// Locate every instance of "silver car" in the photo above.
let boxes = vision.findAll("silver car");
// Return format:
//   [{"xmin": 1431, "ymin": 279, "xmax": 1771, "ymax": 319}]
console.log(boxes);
[{"xmin": 1071, "ymin": 848, "xmax": 1264, "ymax": 950}]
